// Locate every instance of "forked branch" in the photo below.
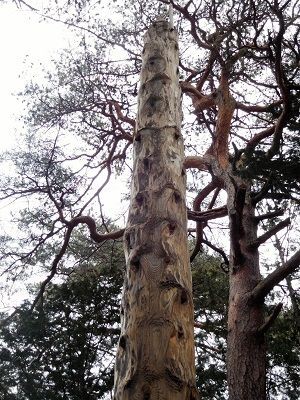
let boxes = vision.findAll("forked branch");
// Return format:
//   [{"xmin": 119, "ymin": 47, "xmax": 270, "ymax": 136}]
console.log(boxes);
[
  {"xmin": 181, "ymin": 81, "xmax": 215, "ymax": 110},
  {"xmin": 257, "ymin": 302, "xmax": 283, "ymax": 335},
  {"xmin": 190, "ymin": 181, "xmax": 218, "ymax": 262},
  {"xmin": 30, "ymin": 217, "xmax": 124, "ymax": 311},
  {"xmin": 30, "ymin": 225, "xmax": 73, "ymax": 311}
]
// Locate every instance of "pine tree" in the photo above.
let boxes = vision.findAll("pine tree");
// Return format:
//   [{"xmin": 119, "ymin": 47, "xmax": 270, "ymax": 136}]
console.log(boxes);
[{"xmin": 1, "ymin": 1, "xmax": 300, "ymax": 399}]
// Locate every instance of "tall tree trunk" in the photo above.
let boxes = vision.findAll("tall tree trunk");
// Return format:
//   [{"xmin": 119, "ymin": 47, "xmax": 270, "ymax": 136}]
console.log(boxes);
[
  {"xmin": 226, "ymin": 180, "xmax": 266, "ymax": 400},
  {"xmin": 114, "ymin": 19, "xmax": 199, "ymax": 400},
  {"xmin": 204, "ymin": 65, "xmax": 267, "ymax": 398}
]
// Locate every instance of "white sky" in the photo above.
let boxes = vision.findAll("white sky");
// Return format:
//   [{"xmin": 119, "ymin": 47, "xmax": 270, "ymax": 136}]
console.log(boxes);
[
  {"xmin": 0, "ymin": 3, "xmax": 129, "ymax": 310},
  {"xmin": 0, "ymin": 4, "xmax": 67, "ymax": 309},
  {"xmin": 0, "ymin": 2, "xmax": 129, "ymax": 211},
  {"xmin": 0, "ymin": 3, "xmax": 71, "ymax": 150}
]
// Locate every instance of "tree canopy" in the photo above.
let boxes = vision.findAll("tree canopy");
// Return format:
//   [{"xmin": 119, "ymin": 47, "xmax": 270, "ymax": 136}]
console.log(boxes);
[{"xmin": 0, "ymin": 0, "xmax": 298, "ymax": 307}]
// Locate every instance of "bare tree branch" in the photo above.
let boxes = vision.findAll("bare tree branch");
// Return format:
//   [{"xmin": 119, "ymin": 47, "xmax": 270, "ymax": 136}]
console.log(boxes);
[
  {"xmin": 246, "ymin": 126, "xmax": 276, "ymax": 152},
  {"xmin": 236, "ymin": 100, "xmax": 282, "ymax": 113},
  {"xmin": 248, "ymin": 218, "xmax": 290, "ymax": 249},
  {"xmin": 28, "ymin": 216, "xmax": 124, "ymax": 312},
  {"xmin": 181, "ymin": 81, "xmax": 216, "ymax": 110},
  {"xmin": 202, "ymin": 238, "xmax": 229, "ymax": 269},
  {"xmin": 190, "ymin": 181, "xmax": 218, "ymax": 261},
  {"xmin": 69, "ymin": 216, "xmax": 124, "ymax": 242},
  {"xmin": 184, "ymin": 155, "xmax": 212, "ymax": 170},
  {"xmin": 253, "ymin": 209, "xmax": 284, "ymax": 223},
  {"xmin": 257, "ymin": 302, "xmax": 283, "ymax": 335},
  {"xmin": 30, "ymin": 225, "xmax": 74, "ymax": 311},
  {"xmin": 188, "ymin": 206, "xmax": 227, "ymax": 222},
  {"xmin": 251, "ymin": 249, "xmax": 300, "ymax": 303}
]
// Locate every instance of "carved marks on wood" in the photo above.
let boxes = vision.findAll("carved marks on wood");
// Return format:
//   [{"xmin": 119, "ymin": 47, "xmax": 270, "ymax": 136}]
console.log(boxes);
[{"xmin": 114, "ymin": 18, "xmax": 198, "ymax": 400}]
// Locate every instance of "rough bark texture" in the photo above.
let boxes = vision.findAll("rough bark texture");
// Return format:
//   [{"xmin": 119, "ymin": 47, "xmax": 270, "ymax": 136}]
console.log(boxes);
[
  {"xmin": 226, "ymin": 178, "xmax": 266, "ymax": 400},
  {"xmin": 201, "ymin": 61, "xmax": 268, "ymax": 398},
  {"xmin": 114, "ymin": 20, "xmax": 199, "ymax": 400}
]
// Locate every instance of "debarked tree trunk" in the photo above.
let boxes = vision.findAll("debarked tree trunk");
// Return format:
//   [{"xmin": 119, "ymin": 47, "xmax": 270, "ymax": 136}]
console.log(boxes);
[{"xmin": 114, "ymin": 19, "xmax": 199, "ymax": 400}]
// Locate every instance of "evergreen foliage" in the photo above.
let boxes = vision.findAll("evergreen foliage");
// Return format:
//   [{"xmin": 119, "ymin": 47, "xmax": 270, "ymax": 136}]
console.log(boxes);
[
  {"xmin": 0, "ymin": 238, "xmax": 124, "ymax": 400},
  {"xmin": 1, "ymin": 248, "xmax": 299, "ymax": 399}
]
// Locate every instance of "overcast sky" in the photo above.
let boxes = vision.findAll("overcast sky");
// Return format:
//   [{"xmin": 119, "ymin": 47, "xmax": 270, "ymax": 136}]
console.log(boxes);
[
  {"xmin": 0, "ymin": 3, "xmax": 129, "ymax": 310},
  {"xmin": 0, "ymin": 3, "xmax": 71, "ymax": 150}
]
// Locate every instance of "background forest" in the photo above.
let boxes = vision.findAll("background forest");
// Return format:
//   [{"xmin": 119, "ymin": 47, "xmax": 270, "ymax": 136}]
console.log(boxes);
[{"xmin": 0, "ymin": 243, "xmax": 299, "ymax": 399}]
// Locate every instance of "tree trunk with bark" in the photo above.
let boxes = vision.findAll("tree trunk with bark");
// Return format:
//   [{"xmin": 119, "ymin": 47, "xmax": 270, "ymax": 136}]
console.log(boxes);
[
  {"xmin": 114, "ymin": 19, "xmax": 199, "ymax": 400},
  {"xmin": 226, "ymin": 178, "xmax": 266, "ymax": 400},
  {"xmin": 204, "ymin": 79, "xmax": 268, "ymax": 397},
  {"xmin": 192, "ymin": 66, "xmax": 271, "ymax": 399}
]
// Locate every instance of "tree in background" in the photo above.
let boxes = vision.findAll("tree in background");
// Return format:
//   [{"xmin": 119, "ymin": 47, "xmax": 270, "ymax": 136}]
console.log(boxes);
[
  {"xmin": 0, "ymin": 0, "xmax": 300, "ymax": 399},
  {"xmin": 1, "ymin": 248, "xmax": 299, "ymax": 399},
  {"xmin": 0, "ymin": 229, "xmax": 124, "ymax": 400},
  {"xmin": 0, "ymin": 276, "xmax": 120, "ymax": 400}
]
